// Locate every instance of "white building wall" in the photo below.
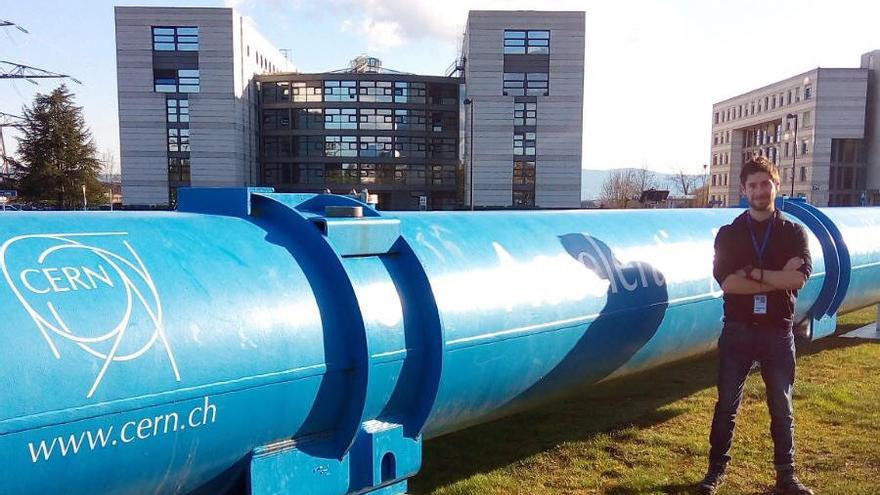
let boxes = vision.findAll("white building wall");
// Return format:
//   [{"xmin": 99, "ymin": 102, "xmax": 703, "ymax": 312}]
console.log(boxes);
[
  {"xmin": 115, "ymin": 7, "xmax": 289, "ymax": 206},
  {"xmin": 464, "ymin": 10, "xmax": 584, "ymax": 208}
]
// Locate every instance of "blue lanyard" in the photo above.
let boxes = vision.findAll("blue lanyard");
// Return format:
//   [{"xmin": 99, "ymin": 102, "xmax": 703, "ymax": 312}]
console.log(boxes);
[{"xmin": 746, "ymin": 213, "xmax": 774, "ymax": 268}]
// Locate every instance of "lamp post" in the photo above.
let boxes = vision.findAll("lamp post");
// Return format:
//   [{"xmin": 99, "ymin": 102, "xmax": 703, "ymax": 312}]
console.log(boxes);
[
  {"xmin": 702, "ymin": 163, "xmax": 708, "ymax": 207},
  {"xmin": 785, "ymin": 113, "xmax": 798, "ymax": 197},
  {"xmin": 463, "ymin": 98, "xmax": 475, "ymax": 210}
]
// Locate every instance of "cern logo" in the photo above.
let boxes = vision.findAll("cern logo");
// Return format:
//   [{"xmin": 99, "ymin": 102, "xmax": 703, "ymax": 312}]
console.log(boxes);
[{"xmin": 0, "ymin": 232, "xmax": 180, "ymax": 398}]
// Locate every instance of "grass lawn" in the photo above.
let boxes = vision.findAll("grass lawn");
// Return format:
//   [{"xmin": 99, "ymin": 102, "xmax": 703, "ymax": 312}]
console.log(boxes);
[{"xmin": 411, "ymin": 307, "xmax": 879, "ymax": 495}]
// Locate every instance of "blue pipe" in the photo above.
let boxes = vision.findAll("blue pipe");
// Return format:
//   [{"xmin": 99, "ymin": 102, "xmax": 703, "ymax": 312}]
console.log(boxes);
[{"xmin": 0, "ymin": 188, "xmax": 877, "ymax": 495}]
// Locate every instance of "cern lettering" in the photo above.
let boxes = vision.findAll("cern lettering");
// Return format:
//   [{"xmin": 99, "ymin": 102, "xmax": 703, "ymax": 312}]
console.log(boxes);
[
  {"xmin": 19, "ymin": 265, "xmax": 115, "ymax": 294},
  {"xmin": 0, "ymin": 233, "xmax": 181, "ymax": 398}
]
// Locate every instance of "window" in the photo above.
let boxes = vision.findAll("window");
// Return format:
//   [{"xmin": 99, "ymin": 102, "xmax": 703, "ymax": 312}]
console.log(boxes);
[
  {"xmin": 324, "ymin": 136, "xmax": 358, "ymax": 157},
  {"xmin": 503, "ymin": 72, "xmax": 549, "ymax": 96},
  {"xmin": 292, "ymin": 136, "xmax": 324, "ymax": 157},
  {"xmin": 804, "ymin": 85, "xmax": 812, "ymax": 99},
  {"xmin": 513, "ymin": 190, "xmax": 535, "ymax": 207},
  {"xmin": 514, "ymin": 102, "xmax": 537, "ymax": 126},
  {"xmin": 514, "ymin": 132, "xmax": 536, "ymax": 155},
  {"xmin": 431, "ymin": 165, "xmax": 456, "ymax": 185},
  {"xmin": 357, "ymin": 108, "xmax": 393, "ymax": 131},
  {"xmin": 513, "ymin": 160, "xmax": 536, "ymax": 185},
  {"xmin": 394, "ymin": 137, "xmax": 427, "ymax": 158},
  {"xmin": 168, "ymin": 157, "xmax": 191, "ymax": 184},
  {"xmin": 801, "ymin": 140, "xmax": 808, "ymax": 155},
  {"xmin": 800, "ymin": 167, "xmax": 806, "ymax": 182},
  {"xmin": 393, "ymin": 81, "xmax": 426, "ymax": 103},
  {"xmin": 430, "ymin": 138, "xmax": 456, "ymax": 159},
  {"xmin": 166, "ymin": 98, "xmax": 189, "ymax": 123},
  {"xmin": 324, "ymin": 108, "xmax": 358, "ymax": 130},
  {"xmin": 393, "ymin": 109, "xmax": 427, "ymax": 131},
  {"xmin": 358, "ymin": 136, "xmax": 394, "ymax": 157},
  {"xmin": 503, "ymin": 30, "xmax": 550, "ymax": 54},
  {"xmin": 324, "ymin": 80, "xmax": 357, "ymax": 102},
  {"xmin": 154, "ymin": 69, "xmax": 199, "ymax": 93},
  {"xmin": 167, "ymin": 128, "xmax": 190, "ymax": 152},
  {"xmin": 358, "ymin": 80, "xmax": 393, "ymax": 103},
  {"xmin": 802, "ymin": 111, "xmax": 811, "ymax": 127},
  {"xmin": 152, "ymin": 26, "xmax": 198, "ymax": 51},
  {"xmin": 291, "ymin": 82, "xmax": 322, "ymax": 102}
]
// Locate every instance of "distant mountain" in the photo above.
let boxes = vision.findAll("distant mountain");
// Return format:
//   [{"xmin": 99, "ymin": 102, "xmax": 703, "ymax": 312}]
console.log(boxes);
[{"xmin": 580, "ymin": 168, "xmax": 705, "ymax": 200}]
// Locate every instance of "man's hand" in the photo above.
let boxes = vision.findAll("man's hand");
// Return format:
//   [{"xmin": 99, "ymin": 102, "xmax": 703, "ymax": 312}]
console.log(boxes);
[
  {"xmin": 782, "ymin": 257, "xmax": 805, "ymax": 272},
  {"xmin": 750, "ymin": 257, "xmax": 808, "ymax": 291}
]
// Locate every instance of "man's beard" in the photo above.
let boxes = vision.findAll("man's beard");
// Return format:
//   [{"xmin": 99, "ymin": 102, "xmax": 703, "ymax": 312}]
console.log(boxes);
[{"xmin": 749, "ymin": 195, "xmax": 773, "ymax": 211}]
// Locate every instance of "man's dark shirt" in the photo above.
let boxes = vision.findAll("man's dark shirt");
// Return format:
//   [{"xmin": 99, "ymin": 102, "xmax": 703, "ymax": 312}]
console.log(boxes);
[{"xmin": 713, "ymin": 210, "xmax": 812, "ymax": 327}]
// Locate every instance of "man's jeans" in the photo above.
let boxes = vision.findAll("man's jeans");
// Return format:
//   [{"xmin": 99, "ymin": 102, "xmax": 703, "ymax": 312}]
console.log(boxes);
[{"xmin": 708, "ymin": 321, "xmax": 797, "ymax": 470}]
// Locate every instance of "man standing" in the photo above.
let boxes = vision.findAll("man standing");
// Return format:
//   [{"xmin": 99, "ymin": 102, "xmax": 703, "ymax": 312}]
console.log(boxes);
[{"xmin": 698, "ymin": 156, "xmax": 814, "ymax": 495}]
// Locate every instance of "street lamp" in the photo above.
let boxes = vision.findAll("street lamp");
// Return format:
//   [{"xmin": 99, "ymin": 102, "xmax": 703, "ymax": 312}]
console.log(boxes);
[
  {"xmin": 785, "ymin": 113, "xmax": 798, "ymax": 197},
  {"xmin": 463, "ymin": 98, "xmax": 475, "ymax": 210},
  {"xmin": 702, "ymin": 163, "xmax": 708, "ymax": 207}
]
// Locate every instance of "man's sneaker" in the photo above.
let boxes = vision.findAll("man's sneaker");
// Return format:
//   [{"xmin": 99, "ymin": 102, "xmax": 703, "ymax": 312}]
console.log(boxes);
[
  {"xmin": 697, "ymin": 463, "xmax": 727, "ymax": 494},
  {"xmin": 775, "ymin": 472, "xmax": 814, "ymax": 495}
]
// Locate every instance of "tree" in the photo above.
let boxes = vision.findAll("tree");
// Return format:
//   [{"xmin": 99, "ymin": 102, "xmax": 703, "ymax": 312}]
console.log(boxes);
[
  {"xmin": 14, "ymin": 85, "xmax": 106, "ymax": 208},
  {"xmin": 599, "ymin": 168, "xmax": 640, "ymax": 208},
  {"xmin": 633, "ymin": 165, "xmax": 656, "ymax": 194},
  {"xmin": 670, "ymin": 168, "xmax": 701, "ymax": 197}
]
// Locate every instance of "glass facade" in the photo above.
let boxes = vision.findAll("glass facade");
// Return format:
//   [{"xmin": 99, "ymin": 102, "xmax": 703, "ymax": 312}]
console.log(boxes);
[{"xmin": 258, "ymin": 74, "xmax": 462, "ymax": 210}]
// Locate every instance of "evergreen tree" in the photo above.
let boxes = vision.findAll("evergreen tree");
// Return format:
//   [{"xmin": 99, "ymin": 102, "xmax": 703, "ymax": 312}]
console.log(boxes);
[{"xmin": 15, "ymin": 85, "xmax": 105, "ymax": 209}]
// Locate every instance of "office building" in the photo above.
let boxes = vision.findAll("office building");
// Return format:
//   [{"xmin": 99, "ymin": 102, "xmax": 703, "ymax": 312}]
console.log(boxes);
[
  {"xmin": 709, "ymin": 50, "xmax": 880, "ymax": 207},
  {"xmin": 256, "ymin": 56, "xmax": 461, "ymax": 210},
  {"xmin": 116, "ymin": 8, "xmax": 586, "ymax": 209},
  {"xmin": 115, "ymin": 7, "xmax": 290, "ymax": 206},
  {"xmin": 461, "ymin": 10, "xmax": 585, "ymax": 208}
]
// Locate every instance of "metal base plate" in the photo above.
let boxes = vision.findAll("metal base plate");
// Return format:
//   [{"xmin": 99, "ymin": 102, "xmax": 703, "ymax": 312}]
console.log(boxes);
[{"xmin": 840, "ymin": 323, "xmax": 880, "ymax": 340}]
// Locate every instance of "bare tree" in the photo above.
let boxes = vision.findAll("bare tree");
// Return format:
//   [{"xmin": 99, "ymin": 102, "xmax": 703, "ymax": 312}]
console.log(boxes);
[
  {"xmin": 670, "ymin": 168, "xmax": 701, "ymax": 197},
  {"xmin": 600, "ymin": 168, "xmax": 640, "ymax": 208},
  {"xmin": 633, "ymin": 165, "xmax": 656, "ymax": 194}
]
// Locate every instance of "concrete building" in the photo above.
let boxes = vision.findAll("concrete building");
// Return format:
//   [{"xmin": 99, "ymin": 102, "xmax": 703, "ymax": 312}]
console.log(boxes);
[
  {"xmin": 115, "ymin": 7, "xmax": 290, "ymax": 206},
  {"xmin": 461, "ymin": 10, "xmax": 585, "ymax": 208},
  {"xmin": 115, "ymin": 8, "xmax": 586, "ymax": 210},
  {"xmin": 256, "ymin": 56, "xmax": 462, "ymax": 210},
  {"xmin": 709, "ymin": 50, "xmax": 880, "ymax": 207}
]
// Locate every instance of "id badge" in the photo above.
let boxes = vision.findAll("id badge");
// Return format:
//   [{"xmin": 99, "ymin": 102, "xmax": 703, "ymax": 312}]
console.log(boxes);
[{"xmin": 753, "ymin": 294, "xmax": 768, "ymax": 315}]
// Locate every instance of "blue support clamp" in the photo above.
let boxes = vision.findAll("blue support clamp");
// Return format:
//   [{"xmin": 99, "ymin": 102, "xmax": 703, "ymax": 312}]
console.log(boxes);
[
  {"xmin": 348, "ymin": 421, "xmax": 422, "ymax": 494},
  {"xmin": 251, "ymin": 192, "xmax": 371, "ymax": 459},
  {"xmin": 250, "ymin": 441, "xmax": 351, "ymax": 495},
  {"xmin": 779, "ymin": 197, "xmax": 851, "ymax": 339}
]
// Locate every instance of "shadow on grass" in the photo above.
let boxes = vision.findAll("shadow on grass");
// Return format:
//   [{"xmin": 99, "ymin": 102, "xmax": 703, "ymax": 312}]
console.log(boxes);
[{"xmin": 410, "ymin": 335, "xmax": 876, "ymax": 494}]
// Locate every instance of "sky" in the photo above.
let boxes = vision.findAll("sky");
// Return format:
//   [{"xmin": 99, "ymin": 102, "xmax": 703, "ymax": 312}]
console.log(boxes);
[{"xmin": 2, "ymin": 0, "xmax": 880, "ymax": 175}]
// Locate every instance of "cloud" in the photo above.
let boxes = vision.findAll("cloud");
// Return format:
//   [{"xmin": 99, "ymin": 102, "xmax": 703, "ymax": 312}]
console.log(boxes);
[
  {"xmin": 334, "ymin": 0, "xmax": 586, "ymax": 50},
  {"xmin": 340, "ymin": 17, "xmax": 404, "ymax": 51}
]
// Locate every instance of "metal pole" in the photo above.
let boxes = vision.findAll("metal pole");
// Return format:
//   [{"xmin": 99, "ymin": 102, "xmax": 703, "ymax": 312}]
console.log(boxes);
[
  {"xmin": 469, "ymin": 100, "xmax": 474, "ymax": 211},
  {"xmin": 787, "ymin": 113, "xmax": 798, "ymax": 197},
  {"xmin": 703, "ymin": 163, "xmax": 708, "ymax": 207}
]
